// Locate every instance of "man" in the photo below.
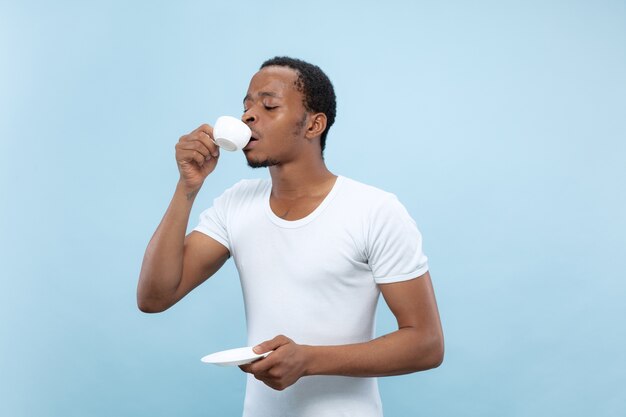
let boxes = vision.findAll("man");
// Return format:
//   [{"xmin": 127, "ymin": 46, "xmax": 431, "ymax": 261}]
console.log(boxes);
[{"xmin": 137, "ymin": 56, "xmax": 444, "ymax": 417}]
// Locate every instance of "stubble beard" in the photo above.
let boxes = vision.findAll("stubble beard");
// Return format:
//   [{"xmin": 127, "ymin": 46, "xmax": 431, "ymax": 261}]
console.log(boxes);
[
  {"xmin": 246, "ymin": 112, "xmax": 308, "ymax": 169},
  {"xmin": 246, "ymin": 156, "xmax": 280, "ymax": 168}
]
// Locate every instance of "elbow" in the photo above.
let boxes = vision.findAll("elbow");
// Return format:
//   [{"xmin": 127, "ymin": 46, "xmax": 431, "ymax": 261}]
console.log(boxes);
[
  {"xmin": 412, "ymin": 332, "xmax": 444, "ymax": 372},
  {"xmin": 136, "ymin": 280, "xmax": 176, "ymax": 313},
  {"xmin": 136, "ymin": 294, "xmax": 171, "ymax": 314},
  {"xmin": 137, "ymin": 301, "xmax": 166, "ymax": 314},
  {"xmin": 430, "ymin": 342, "xmax": 444, "ymax": 369},
  {"xmin": 426, "ymin": 333, "xmax": 445, "ymax": 369}
]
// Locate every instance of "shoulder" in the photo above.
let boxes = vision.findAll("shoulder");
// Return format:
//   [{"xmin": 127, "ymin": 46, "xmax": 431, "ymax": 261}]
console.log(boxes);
[
  {"xmin": 212, "ymin": 178, "xmax": 270, "ymax": 208},
  {"xmin": 338, "ymin": 176, "xmax": 399, "ymax": 209},
  {"xmin": 337, "ymin": 176, "xmax": 416, "ymax": 228}
]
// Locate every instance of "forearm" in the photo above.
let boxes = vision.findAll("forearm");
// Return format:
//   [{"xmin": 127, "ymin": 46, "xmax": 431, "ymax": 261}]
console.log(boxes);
[
  {"xmin": 244, "ymin": 276, "xmax": 443, "ymax": 390},
  {"xmin": 137, "ymin": 182, "xmax": 199, "ymax": 311},
  {"xmin": 304, "ymin": 327, "xmax": 444, "ymax": 378}
]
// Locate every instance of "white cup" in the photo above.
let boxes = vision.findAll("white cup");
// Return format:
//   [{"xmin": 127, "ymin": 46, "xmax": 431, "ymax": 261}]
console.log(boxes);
[{"xmin": 213, "ymin": 116, "xmax": 252, "ymax": 151}]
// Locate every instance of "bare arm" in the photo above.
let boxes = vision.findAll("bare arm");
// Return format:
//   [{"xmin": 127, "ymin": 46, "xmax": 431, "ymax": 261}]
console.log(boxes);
[
  {"xmin": 306, "ymin": 271, "xmax": 444, "ymax": 376},
  {"xmin": 241, "ymin": 271, "xmax": 444, "ymax": 390},
  {"xmin": 136, "ymin": 184, "xmax": 229, "ymax": 313},
  {"xmin": 137, "ymin": 124, "xmax": 229, "ymax": 313}
]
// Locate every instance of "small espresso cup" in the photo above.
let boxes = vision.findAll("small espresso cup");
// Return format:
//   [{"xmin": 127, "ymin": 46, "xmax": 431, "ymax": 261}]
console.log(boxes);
[{"xmin": 213, "ymin": 116, "xmax": 252, "ymax": 151}]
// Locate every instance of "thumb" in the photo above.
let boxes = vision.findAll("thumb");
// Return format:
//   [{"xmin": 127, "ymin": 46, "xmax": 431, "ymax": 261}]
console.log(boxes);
[{"xmin": 253, "ymin": 335, "xmax": 291, "ymax": 354}]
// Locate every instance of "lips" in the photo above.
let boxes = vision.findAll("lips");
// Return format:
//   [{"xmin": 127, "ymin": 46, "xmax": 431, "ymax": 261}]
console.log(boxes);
[{"xmin": 244, "ymin": 134, "xmax": 260, "ymax": 151}]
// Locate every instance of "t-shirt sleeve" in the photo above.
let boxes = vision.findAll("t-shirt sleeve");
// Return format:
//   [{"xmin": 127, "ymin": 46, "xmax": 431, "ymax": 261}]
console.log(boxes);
[
  {"xmin": 192, "ymin": 188, "xmax": 232, "ymax": 252},
  {"xmin": 366, "ymin": 194, "xmax": 429, "ymax": 284}
]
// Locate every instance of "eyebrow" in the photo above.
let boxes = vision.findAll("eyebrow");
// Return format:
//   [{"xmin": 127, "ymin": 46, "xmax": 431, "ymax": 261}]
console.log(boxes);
[{"xmin": 243, "ymin": 91, "xmax": 282, "ymax": 104}]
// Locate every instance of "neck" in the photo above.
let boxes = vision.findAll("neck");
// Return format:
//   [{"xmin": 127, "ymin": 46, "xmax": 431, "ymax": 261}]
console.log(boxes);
[{"xmin": 268, "ymin": 155, "xmax": 336, "ymax": 199}]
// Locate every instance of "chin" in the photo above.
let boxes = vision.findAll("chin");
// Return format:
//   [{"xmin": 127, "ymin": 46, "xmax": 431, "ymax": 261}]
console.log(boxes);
[{"xmin": 246, "ymin": 155, "xmax": 280, "ymax": 168}]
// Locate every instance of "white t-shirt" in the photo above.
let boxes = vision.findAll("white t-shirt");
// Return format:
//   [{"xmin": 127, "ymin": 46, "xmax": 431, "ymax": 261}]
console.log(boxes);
[{"xmin": 194, "ymin": 175, "xmax": 429, "ymax": 417}]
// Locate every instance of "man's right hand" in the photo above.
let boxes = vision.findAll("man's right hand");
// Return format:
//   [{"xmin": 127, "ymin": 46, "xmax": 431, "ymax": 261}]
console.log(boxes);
[
  {"xmin": 175, "ymin": 124, "xmax": 220, "ymax": 192},
  {"xmin": 137, "ymin": 124, "xmax": 228, "ymax": 313}
]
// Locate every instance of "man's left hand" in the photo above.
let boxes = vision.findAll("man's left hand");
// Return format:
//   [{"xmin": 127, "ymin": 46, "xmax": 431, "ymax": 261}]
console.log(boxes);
[{"xmin": 239, "ymin": 335, "xmax": 311, "ymax": 391}]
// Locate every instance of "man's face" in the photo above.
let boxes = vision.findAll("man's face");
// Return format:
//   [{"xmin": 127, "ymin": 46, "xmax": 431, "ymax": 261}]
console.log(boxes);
[{"xmin": 241, "ymin": 66, "xmax": 308, "ymax": 168}]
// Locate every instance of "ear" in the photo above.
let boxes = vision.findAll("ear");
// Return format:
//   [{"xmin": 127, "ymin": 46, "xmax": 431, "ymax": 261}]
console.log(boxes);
[{"xmin": 304, "ymin": 113, "xmax": 327, "ymax": 140}]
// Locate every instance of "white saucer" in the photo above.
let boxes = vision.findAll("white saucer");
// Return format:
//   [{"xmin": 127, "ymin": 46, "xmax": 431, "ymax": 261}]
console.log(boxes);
[{"xmin": 201, "ymin": 346, "xmax": 271, "ymax": 367}]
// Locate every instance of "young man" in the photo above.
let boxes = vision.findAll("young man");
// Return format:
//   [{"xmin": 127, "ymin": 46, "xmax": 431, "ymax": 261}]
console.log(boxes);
[{"xmin": 138, "ymin": 57, "xmax": 444, "ymax": 417}]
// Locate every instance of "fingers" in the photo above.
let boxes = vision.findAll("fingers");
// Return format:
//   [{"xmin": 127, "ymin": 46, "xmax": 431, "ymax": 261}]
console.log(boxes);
[
  {"xmin": 176, "ymin": 148, "xmax": 209, "ymax": 167},
  {"xmin": 246, "ymin": 352, "xmax": 277, "ymax": 374},
  {"xmin": 195, "ymin": 124, "xmax": 220, "ymax": 158},
  {"xmin": 176, "ymin": 124, "xmax": 220, "ymax": 166},
  {"xmin": 239, "ymin": 335, "xmax": 305, "ymax": 392},
  {"xmin": 241, "ymin": 335, "xmax": 291, "ymax": 375},
  {"xmin": 239, "ymin": 350, "xmax": 270, "ymax": 372},
  {"xmin": 239, "ymin": 352, "xmax": 275, "ymax": 375},
  {"xmin": 253, "ymin": 335, "xmax": 290, "ymax": 354}
]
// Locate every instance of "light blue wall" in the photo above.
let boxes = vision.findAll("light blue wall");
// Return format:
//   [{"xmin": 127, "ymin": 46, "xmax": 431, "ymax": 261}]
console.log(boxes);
[{"xmin": 1, "ymin": 1, "xmax": 624, "ymax": 416}]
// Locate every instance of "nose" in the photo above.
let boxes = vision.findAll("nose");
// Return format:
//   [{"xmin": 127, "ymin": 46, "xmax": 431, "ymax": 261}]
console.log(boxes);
[{"xmin": 242, "ymin": 109, "xmax": 256, "ymax": 126}]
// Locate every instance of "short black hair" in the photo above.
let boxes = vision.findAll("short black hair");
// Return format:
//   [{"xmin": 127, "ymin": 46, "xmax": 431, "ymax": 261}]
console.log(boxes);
[{"xmin": 260, "ymin": 56, "xmax": 336, "ymax": 153}]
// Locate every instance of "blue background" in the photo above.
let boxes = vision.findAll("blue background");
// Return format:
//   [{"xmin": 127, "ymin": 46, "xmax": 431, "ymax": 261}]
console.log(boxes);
[{"xmin": 1, "ymin": 1, "xmax": 625, "ymax": 416}]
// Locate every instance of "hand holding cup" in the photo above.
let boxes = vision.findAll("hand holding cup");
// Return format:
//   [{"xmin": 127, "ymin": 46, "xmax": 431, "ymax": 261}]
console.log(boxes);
[
  {"xmin": 175, "ymin": 116, "xmax": 251, "ymax": 193},
  {"xmin": 213, "ymin": 116, "xmax": 252, "ymax": 151}
]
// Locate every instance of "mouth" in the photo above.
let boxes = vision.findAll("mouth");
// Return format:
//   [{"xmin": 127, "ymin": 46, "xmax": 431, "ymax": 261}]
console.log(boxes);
[{"xmin": 243, "ymin": 133, "xmax": 260, "ymax": 151}]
